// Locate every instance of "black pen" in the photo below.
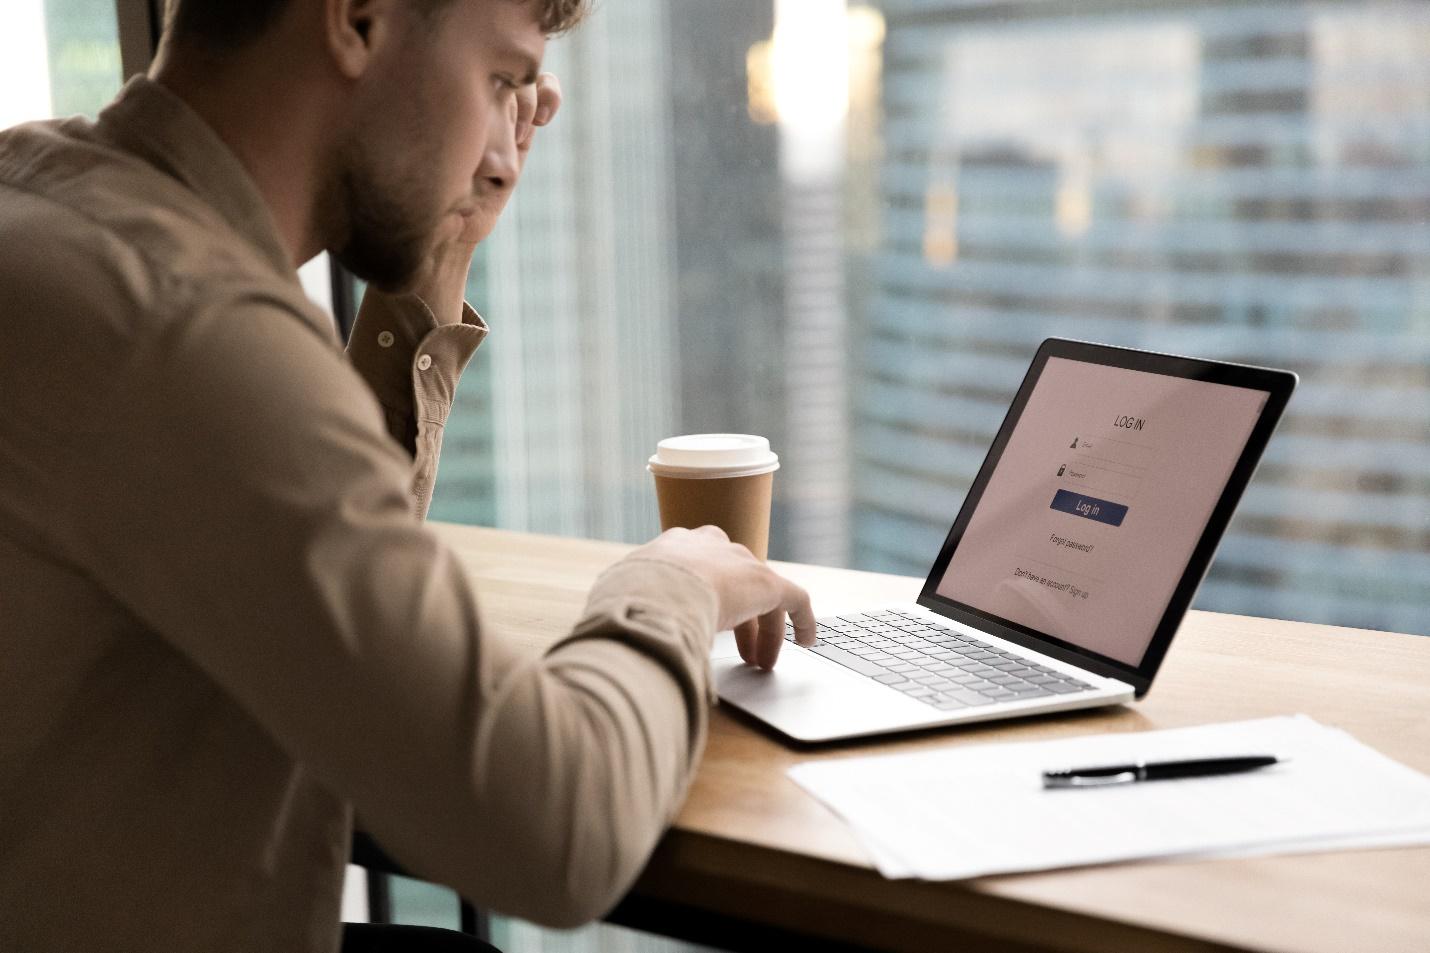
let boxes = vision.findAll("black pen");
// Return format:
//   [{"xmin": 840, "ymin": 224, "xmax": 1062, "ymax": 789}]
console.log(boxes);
[{"xmin": 1042, "ymin": 755, "xmax": 1283, "ymax": 789}]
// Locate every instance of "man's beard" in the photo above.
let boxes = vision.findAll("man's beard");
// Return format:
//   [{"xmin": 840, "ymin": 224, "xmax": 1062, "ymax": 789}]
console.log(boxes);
[{"xmin": 324, "ymin": 140, "xmax": 440, "ymax": 292}]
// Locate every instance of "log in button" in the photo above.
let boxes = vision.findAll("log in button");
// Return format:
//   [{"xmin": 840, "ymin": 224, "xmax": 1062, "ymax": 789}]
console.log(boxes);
[{"xmin": 1050, "ymin": 489, "xmax": 1128, "ymax": 527}]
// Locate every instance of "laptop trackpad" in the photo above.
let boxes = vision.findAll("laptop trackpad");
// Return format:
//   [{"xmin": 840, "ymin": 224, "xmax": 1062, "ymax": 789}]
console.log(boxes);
[{"xmin": 712, "ymin": 645, "xmax": 933, "ymax": 742}]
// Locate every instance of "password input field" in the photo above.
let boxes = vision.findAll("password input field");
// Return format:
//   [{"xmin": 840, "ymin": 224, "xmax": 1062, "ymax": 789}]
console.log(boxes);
[{"xmin": 1063, "ymin": 462, "xmax": 1144, "ymax": 499}]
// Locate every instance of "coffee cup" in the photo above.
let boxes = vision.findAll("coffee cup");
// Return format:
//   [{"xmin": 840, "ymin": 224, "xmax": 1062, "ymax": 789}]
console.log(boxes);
[{"xmin": 648, "ymin": 434, "xmax": 779, "ymax": 560}]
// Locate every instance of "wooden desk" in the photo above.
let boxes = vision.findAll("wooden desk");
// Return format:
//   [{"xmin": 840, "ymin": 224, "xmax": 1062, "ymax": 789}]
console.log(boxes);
[{"xmin": 433, "ymin": 523, "xmax": 1430, "ymax": 953}]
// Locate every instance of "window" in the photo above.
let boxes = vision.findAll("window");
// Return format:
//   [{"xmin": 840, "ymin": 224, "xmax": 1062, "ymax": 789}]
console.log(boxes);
[
  {"xmin": 0, "ymin": 0, "xmax": 122, "ymax": 125},
  {"xmin": 432, "ymin": 0, "xmax": 1430, "ymax": 637}
]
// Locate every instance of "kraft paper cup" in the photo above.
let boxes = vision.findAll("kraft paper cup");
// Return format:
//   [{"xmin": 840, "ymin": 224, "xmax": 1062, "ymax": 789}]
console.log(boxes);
[{"xmin": 648, "ymin": 434, "xmax": 779, "ymax": 560}]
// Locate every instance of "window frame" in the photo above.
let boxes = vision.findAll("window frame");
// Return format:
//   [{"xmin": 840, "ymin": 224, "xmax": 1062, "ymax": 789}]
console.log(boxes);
[{"xmin": 115, "ymin": 0, "xmax": 161, "ymax": 80}]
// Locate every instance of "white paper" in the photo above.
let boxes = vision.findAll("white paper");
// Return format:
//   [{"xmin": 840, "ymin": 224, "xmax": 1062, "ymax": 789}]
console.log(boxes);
[{"xmin": 787, "ymin": 716, "xmax": 1430, "ymax": 880}]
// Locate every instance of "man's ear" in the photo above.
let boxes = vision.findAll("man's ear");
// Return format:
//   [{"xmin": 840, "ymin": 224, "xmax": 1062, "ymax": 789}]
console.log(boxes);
[{"xmin": 325, "ymin": 0, "xmax": 395, "ymax": 80}]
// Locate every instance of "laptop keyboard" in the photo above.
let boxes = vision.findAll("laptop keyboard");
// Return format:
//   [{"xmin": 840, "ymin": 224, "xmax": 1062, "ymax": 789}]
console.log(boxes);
[{"xmin": 784, "ymin": 609, "xmax": 1093, "ymax": 712}]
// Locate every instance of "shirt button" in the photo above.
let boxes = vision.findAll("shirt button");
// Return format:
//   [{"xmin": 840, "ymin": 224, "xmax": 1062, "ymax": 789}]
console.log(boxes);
[
  {"xmin": 377, "ymin": 330, "xmax": 395, "ymax": 348},
  {"xmin": 417, "ymin": 354, "xmax": 433, "ymax": 371}
]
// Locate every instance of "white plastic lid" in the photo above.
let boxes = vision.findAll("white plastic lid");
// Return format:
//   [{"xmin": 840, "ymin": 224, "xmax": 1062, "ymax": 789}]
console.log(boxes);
[{"xmin": 647, "ymin": 434, "xmax": 780, "ymax": 479}]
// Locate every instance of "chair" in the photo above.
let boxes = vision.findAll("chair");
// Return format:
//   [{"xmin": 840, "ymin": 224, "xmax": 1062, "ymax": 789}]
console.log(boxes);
[{"xmin": 348, "ymin": 831, "xmax": 495, "ymax": 952}]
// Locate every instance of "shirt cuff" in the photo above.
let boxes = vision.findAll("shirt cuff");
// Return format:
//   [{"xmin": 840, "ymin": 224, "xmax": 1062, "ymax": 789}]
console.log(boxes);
[
  {"xmin": 346, "ymin": 291, "xmax": 489, "ymax": 451},
  {"xmin": 558, "ymin": 557, "xmax": 722, "ymax": 717}
]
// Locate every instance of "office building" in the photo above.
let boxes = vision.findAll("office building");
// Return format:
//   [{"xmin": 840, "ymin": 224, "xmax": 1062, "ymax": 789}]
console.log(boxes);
[
  {"xmin": 855, "ymin": 0, "xmax": 1430, "ymax": 635},
  {"xmin": 429, "ymin": 0, "xmax": 681, "ymax": 542},
  {"xmin": 429, "ymin": 1, "xmax": 790, "ymax": 556}
]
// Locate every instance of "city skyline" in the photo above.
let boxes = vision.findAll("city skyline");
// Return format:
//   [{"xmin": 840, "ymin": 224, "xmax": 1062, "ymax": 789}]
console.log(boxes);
[{"xmin": 858, "ymin": 0, "xmax": 1429, "ymax": 634}]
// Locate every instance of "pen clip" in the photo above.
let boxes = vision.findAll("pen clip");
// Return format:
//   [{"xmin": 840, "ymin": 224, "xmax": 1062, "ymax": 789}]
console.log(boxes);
[{"xmin": 1044, "ymin": 769, "xmax": 1138, "ymax": 788}]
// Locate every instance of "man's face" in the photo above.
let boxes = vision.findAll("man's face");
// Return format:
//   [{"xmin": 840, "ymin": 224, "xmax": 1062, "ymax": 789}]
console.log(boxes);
[{"xmin": 327, "ymin": 0, "xmax": 547, "ymax": 289}]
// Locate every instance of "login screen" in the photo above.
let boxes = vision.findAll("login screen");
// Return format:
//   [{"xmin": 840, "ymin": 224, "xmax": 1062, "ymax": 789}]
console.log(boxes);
[{"xmin": 936, "ymin": 356, "xmax": 1266, "ymax": 666}]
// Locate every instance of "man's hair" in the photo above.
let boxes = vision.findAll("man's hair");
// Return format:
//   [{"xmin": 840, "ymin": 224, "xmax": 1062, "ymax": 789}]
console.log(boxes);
[{"xmin": 166, "ymin": 0, "xmax": 589, "ymax": 52}]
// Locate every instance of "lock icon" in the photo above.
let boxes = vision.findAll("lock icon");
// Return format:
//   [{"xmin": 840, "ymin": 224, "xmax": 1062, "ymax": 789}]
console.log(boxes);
[{"xmin": 1057, "ymin": 464, "xmax": 1067, "ymax": 477}]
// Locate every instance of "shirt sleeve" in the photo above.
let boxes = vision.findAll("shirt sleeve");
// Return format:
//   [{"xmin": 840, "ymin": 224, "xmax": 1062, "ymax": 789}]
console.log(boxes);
[
  {"xmin": 344, "ymin": 289, "xmax": 488, "ymax": 519},
  {"xmin": 57, "ymin": 288, "xmax": 720, "ymax": 927}
]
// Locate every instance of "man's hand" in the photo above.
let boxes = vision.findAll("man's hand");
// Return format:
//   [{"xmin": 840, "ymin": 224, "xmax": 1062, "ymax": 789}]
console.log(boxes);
[
  {"xmin": 627, "ymin": 526, "xmax": 816, "ymax": 671},
  {"xmin": 410, "ymin": 73, "xmax": 563, "ymax": 324},
  {"xmin": 461, "ymin": 72, "xmax": 562, "ymax": 248}
]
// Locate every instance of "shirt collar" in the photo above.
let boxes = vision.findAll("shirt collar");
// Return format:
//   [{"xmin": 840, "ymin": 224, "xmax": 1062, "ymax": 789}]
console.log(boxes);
[{"xmin": 96, "ymin": 76, "xmax": 296, "ymax": 282}]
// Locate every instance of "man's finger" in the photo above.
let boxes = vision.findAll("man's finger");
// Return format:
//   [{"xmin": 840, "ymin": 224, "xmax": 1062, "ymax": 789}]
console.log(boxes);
[
  {"xmin": 786, "ymin": 580, "xmax": 817, "ymax": 647},
  {"xmin": 753, "ymin": 608, "xmax": 786, "ymax": 671},
  {"xmin": 514, "ymin": 84, "xmax": 539, "ymax": 149},
  {"xmin": 733, "ymin": 619, "xmax": 758, "ymax": 665},
  {"xmin": 533, "ymin": 72, "xmax": 563, "ymax": 126}
]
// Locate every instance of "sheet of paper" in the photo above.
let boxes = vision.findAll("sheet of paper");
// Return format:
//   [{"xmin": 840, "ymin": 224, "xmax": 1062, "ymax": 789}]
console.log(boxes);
[{"xmin": 787, "ymin": 715, "xmax": 1430, "ymax": 880}]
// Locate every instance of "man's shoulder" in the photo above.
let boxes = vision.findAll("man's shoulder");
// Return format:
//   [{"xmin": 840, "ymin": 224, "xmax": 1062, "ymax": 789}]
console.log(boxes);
[
  {"xmin": 0, "ymin": 120, "xmax": 347, "ymax": 443},
  {"xmin": 0, "ymin": 119, "xmax": 313, "ymax": 336}
]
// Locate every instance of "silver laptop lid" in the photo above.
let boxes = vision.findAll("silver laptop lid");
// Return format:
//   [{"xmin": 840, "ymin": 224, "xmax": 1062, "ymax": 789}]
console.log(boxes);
[{"xmin": 917, "ymin": 339, "xmax": 1296, "ymax": 697}]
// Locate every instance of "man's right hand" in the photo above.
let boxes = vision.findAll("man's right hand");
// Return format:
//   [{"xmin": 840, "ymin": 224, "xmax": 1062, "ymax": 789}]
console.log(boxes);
[{"xmin": 627, "ymin": 526, "xmax": 816, "ymax": 671}]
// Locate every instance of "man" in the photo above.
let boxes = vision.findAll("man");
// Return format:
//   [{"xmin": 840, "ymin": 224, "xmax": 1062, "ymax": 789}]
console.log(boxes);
[{"xmin": 0, "ymin": 1, "xmax": 816, "ymax": 950}]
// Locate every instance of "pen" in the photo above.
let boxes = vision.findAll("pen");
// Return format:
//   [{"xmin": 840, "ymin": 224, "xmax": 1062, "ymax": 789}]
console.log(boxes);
[{"xmin": 1042, "ymin": 755, "xmax": 1283, "ymax": 789}]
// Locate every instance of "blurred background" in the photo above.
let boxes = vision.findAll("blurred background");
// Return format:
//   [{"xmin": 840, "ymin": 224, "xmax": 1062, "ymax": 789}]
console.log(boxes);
[
  {"xmin": 5, "ymin": 0, "xmax": 1427, "ymax": 946},
  {"xmin": 439, "ymin": 0, "xmax": 1430, "ymax": 639}
]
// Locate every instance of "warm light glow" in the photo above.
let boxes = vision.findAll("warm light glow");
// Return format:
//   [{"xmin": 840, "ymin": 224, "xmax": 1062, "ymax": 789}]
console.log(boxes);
[
  {"xmin": 847, "ymin": 5, "xmax": 887, "ymax": 51},
  {"xmin": 747, "ymin": 3, "xmax": 888, "ymax": 180},
  {"xmin": 746, "ymin": 40, "xmax": 778, "ymax": 125},
  {"xmin": 749, "ymin": 4, "xmax": 887, "ymax": 131},
  {"xmin": 1055, "ymin": 178, "xmax": 1093, "ymax": 238},
  {"xmin": 923, "ymin": 182, "xmax": 959, "ymax": 267},
  {"xmin": 0, "ymin": 0, "xmax": 54, "ymax": 128},
  {"xmin": 771, "ymin": 0, "xmax": 850, "ymax": 132},
  {"xmin": 739, "ymin": 1, "xmax": 851, "ymax": 179}
]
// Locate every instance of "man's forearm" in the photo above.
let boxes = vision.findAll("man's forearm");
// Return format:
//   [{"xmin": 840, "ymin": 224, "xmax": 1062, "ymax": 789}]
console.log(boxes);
[{"xmin": 406, "ymin": 240, "xmax": 477, "ymax": 327}]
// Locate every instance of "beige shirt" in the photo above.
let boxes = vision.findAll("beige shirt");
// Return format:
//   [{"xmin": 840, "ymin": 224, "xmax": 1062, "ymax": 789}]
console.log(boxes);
[{"xmin": 0, "ymin": 78, "xmax": 719, "ymax": 952}]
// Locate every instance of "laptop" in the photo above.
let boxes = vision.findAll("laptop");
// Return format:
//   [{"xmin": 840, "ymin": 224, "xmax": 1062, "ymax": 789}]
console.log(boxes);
[{"xmin": 713, "ymin": 338, "xmax": 1297, "ymax": 742}]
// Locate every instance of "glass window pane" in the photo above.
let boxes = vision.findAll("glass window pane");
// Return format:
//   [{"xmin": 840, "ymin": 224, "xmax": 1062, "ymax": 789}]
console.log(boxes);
[
  {"xmin": 0, "ymin": 0, "xmax": 122, "ymax": 126},
  {"xmin": 423, "ymin": 0, "xmax": 1428, "ymax": 639}
]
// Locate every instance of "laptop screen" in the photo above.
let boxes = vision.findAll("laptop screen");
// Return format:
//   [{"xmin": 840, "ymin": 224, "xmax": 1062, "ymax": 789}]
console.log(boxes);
[{"xmin": 921, "ymin": 340, "xmax": 1295, "ymax": 691}]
